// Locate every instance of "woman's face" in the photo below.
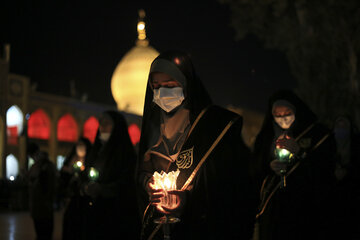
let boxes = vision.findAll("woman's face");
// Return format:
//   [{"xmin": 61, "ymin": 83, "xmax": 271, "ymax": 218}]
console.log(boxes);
[
  {"xmin": 272, "ymin": 105, "xmax": 295, "ymax": 130},
  {"xmin": 76, "ymin": 142, "xmax": 86, "ymax": 158},
  {"xmin": 272, "ymin": 105, "xmax": 294, "ymax": 118},
  {"xmin": 99, "ymin": 114, "xmax": 114, "ymax": 134}
]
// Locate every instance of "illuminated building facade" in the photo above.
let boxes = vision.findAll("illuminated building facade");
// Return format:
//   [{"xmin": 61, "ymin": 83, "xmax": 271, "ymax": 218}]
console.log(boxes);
[
  {"xmin": 0, "ymin": 10, "xmax": 158, "ymax": 181},
  {"xmin": 0, "ymin": 50, "xmax": 142, "ymax": 182},
  {"xmin": 111, "ymin": 9, "xmax": 159, "ymax": 116}
]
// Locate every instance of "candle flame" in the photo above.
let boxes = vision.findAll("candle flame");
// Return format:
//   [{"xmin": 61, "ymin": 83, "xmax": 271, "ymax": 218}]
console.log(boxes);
[{"xmin": 152, "ymin": 169, "xmax": 180, "ymax": 209}]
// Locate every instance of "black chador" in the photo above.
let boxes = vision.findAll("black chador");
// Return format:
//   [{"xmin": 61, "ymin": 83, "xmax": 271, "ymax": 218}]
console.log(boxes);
[
  {"xmin": 83, "ymin": 110, "xmax": 141, "ymax": 240},
  {"xmin": 136, "ymin": 50, "xmax": 257, "ymax": 240},
  {"xmin": 252, "ymin": 90, "xmax": 337, "ymax": 240}
]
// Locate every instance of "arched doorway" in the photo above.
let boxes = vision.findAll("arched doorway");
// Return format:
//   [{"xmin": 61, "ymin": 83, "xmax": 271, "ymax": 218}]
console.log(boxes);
[
  {"xmin": 6, "ymin": 154, "xmax": 19, "ymax": 180},
  {"xmin": 6, "ymin": 105, "xmax": 24, "ymax": 145},
  {"xmin": 27, "ymin": 109, "xmax": 51, "ymax": 140},
  {"xmin": 57, "ymin": 113, "xmax": 78, "ymax": 143},
  {"xmin": 0, "ymin": 116, "xmax": 4, "ymax": 178},
  {"xmin": 83, "ymin": 116, "xmax": 99, "ymax": 143}
]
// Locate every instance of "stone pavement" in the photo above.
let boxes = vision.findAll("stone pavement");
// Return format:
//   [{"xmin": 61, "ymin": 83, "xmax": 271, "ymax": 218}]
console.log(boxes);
[{"xmin": 0, "ymin": 209, "xmax": 64, "ymax": 240}]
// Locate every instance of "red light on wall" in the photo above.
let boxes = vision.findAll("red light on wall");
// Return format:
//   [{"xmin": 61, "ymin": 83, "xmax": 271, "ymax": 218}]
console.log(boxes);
[
  {"xmin": 27, "ymin": 109, "xmax": 50, "ymax": 140},
  {"xmin": 83, "ymin": 116, "xmax": 99, "ymax": 143},
  {"xmin": 128, "ymin": 123, "xmax": 141, "ymax": 146},
  {"xmin": 7, "ymin": 126, "xmax": 18, "ymax": 145},
  {"xmin": 57, "ymin": 114, "xmax": 78, "ymax": 142}
]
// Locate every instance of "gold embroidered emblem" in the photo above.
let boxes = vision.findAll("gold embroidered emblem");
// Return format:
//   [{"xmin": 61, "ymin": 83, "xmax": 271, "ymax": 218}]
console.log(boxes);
[
  {"xmin": 176, "ymin": 147, "xmax": 194, "ymax": 169},
  {"xmin": 299, "ymin": 138, "xmax": 311, "ymax": 149}
]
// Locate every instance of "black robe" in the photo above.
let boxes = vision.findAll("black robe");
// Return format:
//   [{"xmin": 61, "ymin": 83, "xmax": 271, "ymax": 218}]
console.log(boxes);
[
  {"xmin": 83, "ymin": 110, "xmax": 141, "ymax": 240},
  {"xmin": 332, "ymin": 116, "xmax": 360, "ymax": 239},
  {"xmin": 136, "ymin": 50, "xmax": 257, "ymax": 240},
  {"xmin": 252, "ymin": 90, "xmax": 337, "ymax": 240},
  {"xmin": 60, "ymin": 137, "xmax": 92, "ymax": 240}
]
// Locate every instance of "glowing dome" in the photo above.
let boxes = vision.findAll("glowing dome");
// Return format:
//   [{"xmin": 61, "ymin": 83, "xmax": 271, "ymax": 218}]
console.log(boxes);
[{"xmin": 111, "ymin": 10, "xmax": 159, "ymax": 116}]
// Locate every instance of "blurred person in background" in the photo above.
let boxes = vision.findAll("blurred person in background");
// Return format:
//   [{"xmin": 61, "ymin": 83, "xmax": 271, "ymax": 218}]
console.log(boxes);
[
  {"xmin": 332, "ymin": 115, "xmax": 360, "ymax": 239},
  {"xmin": 82, "ymin": 110, "xmax": 140, "ymax": 240},
  {"xmin": 28, "ymin": 142, "xmax": 57, "ymax": 240},
  {"xmin": 60, "ymin": 137, "xmax": 92, "ymax": 240}
]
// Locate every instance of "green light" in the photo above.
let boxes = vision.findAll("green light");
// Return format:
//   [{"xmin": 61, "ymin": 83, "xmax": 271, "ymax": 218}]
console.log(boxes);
[
  {"xmin": 275, "ymin": 148, "xmax": 293, "ymax": 163},
  {"xmin": 88, "ymin": 167, "xmax": 99, "ymax": 181}
]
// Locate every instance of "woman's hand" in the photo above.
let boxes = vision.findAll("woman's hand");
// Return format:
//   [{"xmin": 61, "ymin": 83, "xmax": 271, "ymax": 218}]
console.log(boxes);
[
  {"xmin": 146, "ymin": 177, "xmax": 187, "ymax": 215},
  {"xmin": 146, "ymin": 177, "xmax": 164, "ymax": 205},
  {"xmin": 276, "ymin": 135, "xmax": 300, "ymax": 154},
  {"xmin": 158, "ymin": 190, "xmax": 187, "ymax": 216}
]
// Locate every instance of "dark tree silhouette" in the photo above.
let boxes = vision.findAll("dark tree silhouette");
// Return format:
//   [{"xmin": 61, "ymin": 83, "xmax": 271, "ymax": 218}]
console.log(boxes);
[{"xmin": 220, "ymin": 0, "xmax": 360, "ymax": 126}]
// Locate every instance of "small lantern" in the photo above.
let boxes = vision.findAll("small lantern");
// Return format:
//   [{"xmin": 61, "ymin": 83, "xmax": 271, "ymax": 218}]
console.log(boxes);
[
  {"xmin": 275, "ymin": 146, "xmax": 294, "ymax": 188},
  {"xmin": 73, "ymin": 160, "xmax": 85, "ymax": 172},
  {"xmin": 152, "ymin": 169, "xmax": 180, "ymax": 211},
  {"xmin": 275, "ymin": 147, "xmax": 293, "ymax": 163},
  {"xmin": 88, "ymin": 167, "xmax": 99, "ymax": 181}
]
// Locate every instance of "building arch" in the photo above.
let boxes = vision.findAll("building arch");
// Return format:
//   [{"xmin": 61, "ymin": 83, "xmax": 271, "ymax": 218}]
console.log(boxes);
[
  {"xmin": 57, "ymin": 113, "xmax": 78, "ymax": 142},
  {"xmin": 6, "ymin": 105, "xmax": 24, "ymax": 145},
  {"xmin": 83, "ymin": 116, "xmax": 99, "ymax": 143},
  {"xmin": 6, "ymin": 154, "xmax": 19, "ymax": 180},
  {"xmin": 0, "ymin": 116, "xmax": 4, "ymax": 178},
  {"xmin": 27, "ymin": 109, "xmax": 51, "ymax": 140}
]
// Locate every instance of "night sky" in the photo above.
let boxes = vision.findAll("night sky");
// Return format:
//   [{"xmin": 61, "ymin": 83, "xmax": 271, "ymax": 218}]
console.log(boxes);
[{"xmin": 1, "ymin": 0, "xmax": 296, "ymax": 113}]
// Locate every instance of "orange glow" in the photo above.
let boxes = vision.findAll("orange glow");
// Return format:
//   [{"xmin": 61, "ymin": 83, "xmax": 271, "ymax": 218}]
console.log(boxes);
[
  {"xmin": 152, "ymin": 170, "xmax": 180, "ymax": 209},
  {"xmin": 174, "ymin": 57, "xmax": 180, "ymax": 65},
  {"xmin": 57, "ymin": 114, "xmax": 78, "ymax": 142},
  {"xmin": 27, "ymin": 109, "xmax": 51, "ymax": 140}
]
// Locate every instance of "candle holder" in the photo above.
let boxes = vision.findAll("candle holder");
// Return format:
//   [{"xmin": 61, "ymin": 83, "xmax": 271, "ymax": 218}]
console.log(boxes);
[
  {"xmin": 88, "ymin": 167, "xmax": 99, "ymax": 182},
  {"xmin": 275, "ymin": 146, "xmax": 294, "ymax": 188},
  {"xmin": 152, "ymin": 170, "xmax": 181, "ymax": 239},
  {"xmin": 73, "ymin": 160, "xmax": 85, "ymax": 173}
]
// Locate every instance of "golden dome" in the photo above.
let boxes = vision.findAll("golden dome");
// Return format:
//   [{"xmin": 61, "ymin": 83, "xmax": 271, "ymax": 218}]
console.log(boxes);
[{"xmin": 111, "ymin": 10, "xmax": 159, "ymax": 116}]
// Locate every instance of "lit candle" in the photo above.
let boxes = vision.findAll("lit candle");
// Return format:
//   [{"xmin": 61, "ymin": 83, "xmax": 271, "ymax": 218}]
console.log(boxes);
[
  {"xmin": 88, "ymin": 167, "xmax": 99, "ymax": 181},
  {"xmin": 152, "ymin": 170, "xmax": 180, "ymax": 210},
  {"xmin": 73, "ymin": 160, "xmax": 85, "ymax": 171},
  {"xmin": 275, "ymin": 146, "xmax": 293, "ymax": 163}
]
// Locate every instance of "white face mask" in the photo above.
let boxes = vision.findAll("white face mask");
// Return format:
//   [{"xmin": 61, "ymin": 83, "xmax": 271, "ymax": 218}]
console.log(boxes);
[
  {"xmin": 274, "ymin": 114, "xmax": 295, "ymax": 129},
  {"xmin": 153, "ymin": 87, "xmax": 185, "ymax": 113},
  {"xmin": 99, "ymin": 132, "xmax": 111, "ymax": 142}
]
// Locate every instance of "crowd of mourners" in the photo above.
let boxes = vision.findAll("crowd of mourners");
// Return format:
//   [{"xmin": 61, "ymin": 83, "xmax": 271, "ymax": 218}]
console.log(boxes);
[{"xmin": 25, "ymin": 50, "xmax": 360, "ymax": 240}]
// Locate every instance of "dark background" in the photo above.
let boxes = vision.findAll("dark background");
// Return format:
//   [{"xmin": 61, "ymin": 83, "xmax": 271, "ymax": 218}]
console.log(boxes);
[{"xmin": 1, "ymin": 0, "xmax": 296, "ymax": 113}]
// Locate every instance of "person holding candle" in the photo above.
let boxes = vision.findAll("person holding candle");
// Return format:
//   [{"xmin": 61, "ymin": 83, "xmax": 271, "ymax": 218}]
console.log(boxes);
[
  {"xmin": 251, "ymin": 89, "xmax": 337, "ymax": 240},
  {"xmin": 27, "ymin": 143, "xmax": 57, "ymax": 240},
  {"xmin": 60, "ymin": 137, "xmax": 92, "ymax": 240},
  {"xmin": 136, "ymin": 50, "xmax": 257, "ymax": 240},
  {"xmin": 82, "ymin": 110, "xmax": 141, "ymax": 240}
]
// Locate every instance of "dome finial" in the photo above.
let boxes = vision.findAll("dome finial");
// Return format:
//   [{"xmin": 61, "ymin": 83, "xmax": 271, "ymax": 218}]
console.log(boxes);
[{"xmin": 137, "ymin": 9, "xmax": 149, "ymax": 46}]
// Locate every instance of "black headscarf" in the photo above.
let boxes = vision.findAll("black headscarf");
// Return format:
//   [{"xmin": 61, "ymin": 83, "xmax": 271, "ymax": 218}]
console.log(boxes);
[
  {"xmin": 63, "ymin": 137, "xmax": 92, "ymax": 167},
  {"xmin": 138, "ymin": 50, "xmax": 212, "ymax": 167},
  {"xmin": 86, "ymin": 110, "xmax": 136, "ymax": 183}
]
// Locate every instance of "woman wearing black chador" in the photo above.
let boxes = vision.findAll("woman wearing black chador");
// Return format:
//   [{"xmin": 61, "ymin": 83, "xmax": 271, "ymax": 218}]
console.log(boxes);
[
  {"xmin": 82, "ymin": 110, "xmax": 141, "ymax": 240},
  {"xmin": 136, "ymin": 50, "xmax": 257, "ymax": 240},
  {"xmin": 252, "ymin": 89, "xmax": 337, "ymax": 240}
]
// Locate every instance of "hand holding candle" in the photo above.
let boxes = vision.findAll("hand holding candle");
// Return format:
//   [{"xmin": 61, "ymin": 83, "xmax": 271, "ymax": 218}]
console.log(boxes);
[
  {"xmin": 276, "ymin": 135, "xmax": 300, "ymax": 156},
  {"xmin": 148, "ymin": 170, "xmax": 184, "ymax": 214}
]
